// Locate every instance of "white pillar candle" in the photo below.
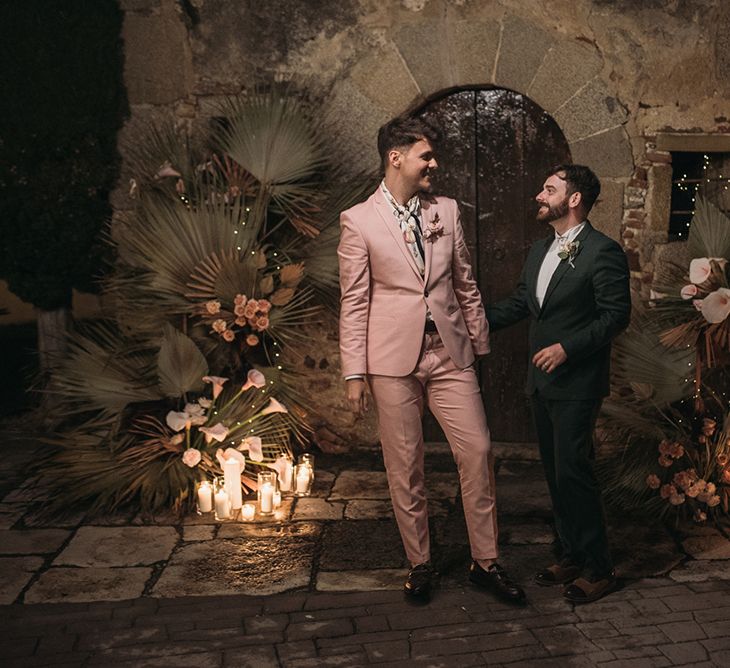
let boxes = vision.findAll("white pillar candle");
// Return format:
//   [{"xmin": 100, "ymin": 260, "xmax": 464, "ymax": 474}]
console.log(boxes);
[
  {"xmin": 223, "ymin": 458, "xmax": 243, "ymax": 510},
  {"xmin": 197, "ymin": 482, "xmax": 213, "ymax": 513},
  {"xmin": 215, "ymin": 489, "xmax": 230, "ymax": 519},
  {"xmin": 260, "ymin": 482, "xmax": 274, "ymax": 514},
  {"xmin": 296, "ymin": 465, "xmax": 312, "ymax": 494},
  {"xmin": 241, "ymin": 503, "xmax": 255, "ymax": 521}
]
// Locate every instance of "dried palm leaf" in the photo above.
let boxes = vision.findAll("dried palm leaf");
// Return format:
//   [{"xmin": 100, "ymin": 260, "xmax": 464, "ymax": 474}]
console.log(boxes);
[
  {"xmin": 688, "ymin": 197, "xmax": 730, "ymax": 260},
  {"xmin": 157, "ymin": 324, "xmax": 208, "ymax": 397}
]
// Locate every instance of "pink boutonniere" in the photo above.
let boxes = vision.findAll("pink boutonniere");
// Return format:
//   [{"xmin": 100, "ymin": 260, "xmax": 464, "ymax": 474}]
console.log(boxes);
[{"xmin": 422, "ymin": 213, "xmax": 444, "ymax": 241}]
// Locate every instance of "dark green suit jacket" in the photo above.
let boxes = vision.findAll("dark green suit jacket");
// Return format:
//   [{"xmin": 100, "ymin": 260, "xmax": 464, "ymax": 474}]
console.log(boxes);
[{"xmin": 486, "ymin": 222, "xmax": 631, "ymax": 400}]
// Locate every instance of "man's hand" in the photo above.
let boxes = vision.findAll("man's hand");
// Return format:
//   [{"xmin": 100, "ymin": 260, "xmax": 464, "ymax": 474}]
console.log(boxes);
[
  {"xmin": 532, "ymin": 343, "xmax": 567, "ymax": 374},
  {"xmin": 346, "ymin": 378, "xmax": 369, "ymax": 416}
]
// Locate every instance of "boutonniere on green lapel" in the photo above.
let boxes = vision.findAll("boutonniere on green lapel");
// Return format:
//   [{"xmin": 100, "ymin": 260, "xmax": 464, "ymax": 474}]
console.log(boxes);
[
  {"xmin": 558, "ymin": 239, "xmax": 580, "ymax": 268},
  {"xmin": 422, "ymin": 213, "xmax": 444, "ymax": 241}
]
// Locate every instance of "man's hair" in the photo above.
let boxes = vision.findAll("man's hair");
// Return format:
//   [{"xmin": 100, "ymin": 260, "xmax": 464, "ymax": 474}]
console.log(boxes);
[
  {"xmin": 548, "ymin": 163, "xmax": 601, "ymax": 214},
  {"xmin": 377, "ymin": 116, "xmax": 440, "ymax": 170}
]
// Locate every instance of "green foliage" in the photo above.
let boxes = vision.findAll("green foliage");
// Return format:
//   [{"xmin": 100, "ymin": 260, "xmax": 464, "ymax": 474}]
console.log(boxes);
[{"xmin": 0, "ymin": 0, "xmax": 128, "ymax": 309}]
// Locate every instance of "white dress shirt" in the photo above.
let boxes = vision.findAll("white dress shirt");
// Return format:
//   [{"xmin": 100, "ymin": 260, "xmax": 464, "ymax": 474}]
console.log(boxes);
[{"xmin": 535, "ymin": 222, "xmax": 585, "ymax": 307}]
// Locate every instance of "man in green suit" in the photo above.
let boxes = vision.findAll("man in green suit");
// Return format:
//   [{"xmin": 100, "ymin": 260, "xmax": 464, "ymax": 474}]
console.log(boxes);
[{"xmin": 486, "ymin": 164, "xmax": 630, "ymax": 604}]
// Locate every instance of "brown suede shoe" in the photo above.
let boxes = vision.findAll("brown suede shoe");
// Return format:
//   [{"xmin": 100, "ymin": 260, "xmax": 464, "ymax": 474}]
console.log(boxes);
[
  {"xmin": 534, "ymin": 562, "xmax": 582, "ymax": 586},
  {"xmin": 563, "ymin": 571, "xmax": 618, "ymax": 604}
]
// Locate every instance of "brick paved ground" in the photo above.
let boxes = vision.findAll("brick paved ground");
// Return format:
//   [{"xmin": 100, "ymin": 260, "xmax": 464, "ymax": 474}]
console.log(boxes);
[{"xmin": 1, "ymin": 577, "xmax": 730, "ymax": 667}]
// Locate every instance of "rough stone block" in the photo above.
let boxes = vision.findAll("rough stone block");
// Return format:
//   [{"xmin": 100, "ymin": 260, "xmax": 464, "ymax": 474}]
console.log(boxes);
[
  {"xmin": 0, "ymin": 529, "xmax": 71, "ymax": 555},
  {"xmin": 669, "ymin": 559, "xmax": 730, "ymax": 583},
  {"xmin": 315, "ymin": 569, "xmax": 403, "ymax": 592},
  {"xmin": 25, "ymin": 567, "xmax": 151, "ymax": 604},
  {"xmin": 330, "ymin": 471, "xmax": 390, "ymax": 500},
  {"xmin": 659, "ymin": 640, "xmax": 709, "ymax": 664},
  {"xmin": 393, "ymin": 20, "xmax": 452, "ymax": 95},
  {"xmin": 122, "ymin": 6, "xmax": 192, "ymax": 104},
  {"xmin": 569, "ymin": 126, "xmax": 634, "ymax": 178},
  {"xmin": 0, "ymin": 556, "xmax": 44, "ymax": 604},
  {"xmin": 350, "ymin": 44, "xmax": 421, "ymax": 117},
  {"xmin": 344, "ymin": 500, "xmax": 394, "ymax": 520},
  {"xmin": 553, "ymin": 77, "xmax": 627, "ymax": 142},
  {"xmin": 182, "ymin": 525, "xmax": 215, "ymax": 542},
  {"xmin": 528, "ymin": 39, "xmax": 603, "ymax": 113},
  {"xmin": 589, "ymin": 179, "xmax": 624, "ymax": 242},
  {"xmin": 645, "ymin": 163, "xmax": 673, "ymax": 232},
  {"xmin": 449, "ymin": 19, "xmax": 501, "ymax": 86},
  {"xmin": 217, "ymin": 520, "xmax": 320, "ymax": 540},
  {"xmin": 682, "ymin": 531, "xmax": 730, "ymax": 560},
  {"xmin": 54, "ymin": 527, "xmax": 178, "ymax": 567},
  {"xmin": 292, "ymin": 499, "xmax": 344, "ymax": 521},
  {"xmin": 495, "ymin": 15, "xmax": 554, "ymax": 94},
  {"xmin": 152, "ymin": 536, "xmax": 314, "ymax": 597}
]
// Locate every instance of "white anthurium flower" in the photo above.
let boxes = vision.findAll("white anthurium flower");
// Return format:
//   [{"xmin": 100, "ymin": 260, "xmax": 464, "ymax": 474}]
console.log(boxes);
[
  {"xmin": 700, "ymin": 288, "xmax": 730, "ymax": 323},
  {"xmin": 199, "ymin": 423, "xmax": 230, "ymax": 444},
  {"xmin": 261, "ymin": 398, "xmax": 288, "ymax": 415},
  {"xmin": 242, "ymin": 369, "xmax": 267, "ymax": 391},
  {"xmin": 238, "ymin": 436, "xmax": 263, "ymax": 461},
  {"xmin": 689, "ymin": 258, "xmax": 712, "ymax": 284},
  {"xmin": 166, "ymin": 410, "xmax": 190, "ymax": 432},
  {"xmin": 202, "ymin": 375, "xmax": 229, "ymax": 399},
  {"xmin": 216, "ymin": 447, "xmax": 246, "ymax": 472},
  {"xmin": 198, "ymin": 397, "xmax": 212, "ymax": 409}
]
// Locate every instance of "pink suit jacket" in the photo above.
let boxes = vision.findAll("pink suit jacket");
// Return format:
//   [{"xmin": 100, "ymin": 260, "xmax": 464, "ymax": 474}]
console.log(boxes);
[{"xmin": 338, "ymin": 187, "xmax": 490, "ymax": 378}]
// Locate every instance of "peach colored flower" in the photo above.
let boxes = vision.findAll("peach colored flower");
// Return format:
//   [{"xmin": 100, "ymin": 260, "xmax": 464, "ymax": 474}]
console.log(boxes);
[
  {"xmin": 244, "ymin": 301, "xmax": 258, "ymax": 318},
  {"xmin": 669, "ymin": 493, "xmax": 685, "ymax": 506},
  {"xmin": 200, "ymin": 423, "xmax": 229, "ymax": 444},
  {"xmin": 686, "ymin": 480, "xmax": 706, "ymax": 498},
  {"xmin": 693, "ymin": 509, "xmax": 707, "ymax": 523},
  {"xmin": 246, "ymin": 334, "xmax": 259, "ymax": 346},
  {"xmin": 668, "ymin": 442, "xmax": 684, "ymax": 459},
  {"xmin": 234, "ymin": 304, "xmax": 247, "ymax": 317},
  {"xmin": 270, "ymin": 287, "xmax": 295, "ymax": 306},
  {"xmin": 723, "ymin": 469, "xmax": 730, "ymax": 484},
  {"xmin": 658, "ymin": 440, "xmax": 672, "ymax": 455},
  {"xmin": 673, "ymin": 469, "xmax": 696, "ymax": 491},
  {"xmin": 234, "ymin": 317, "xmax": 247, "ymax": 327},
  {"xmin": 658, "ymin": 454, "xmax": 673, "ymax": 468},
  {"xmin": 169, "ymin": 433, "xmax": 185, "ymax": 446},
  {"xmin": 182, "ymin": 448, "xmax": 201, "ymax": 467},
  {"xmin": 257, "ymin": 299, "xmax": 271, "ymax": 313},
  {"xmin": 234, "ymin": 293, "xmax": 248, "ymax": 306},
  {"xmin": 707, "ymin": 495, "xmax": 721, "ymax": 507},
  {"xmin": 222, "ymin": 330, "xmax": 235, "ymax": 342},
  {"xmin": 716, "ymin": 453, "xmax": 729, "ymax": 466},
  {"xmin": 261, "ymin": 398, "xmax": 288, "ymax": 415},
  {"xmin": 212, "ymin": 319, "xmax": 227, "ymax": 333},
  {"xmin": 256, "ymin": 316, "xmax": 270, "ymax": 331},
  {"xmin": 700, "ymin": 288, "xmax": 730, "ymax": 323},
  {"xmin": 646, "ymin": 474, "xmax": 661, "ymax": 489},
  {"xmin": 205, "ymin": 300, "xmax": 221, "ymax": 315},
  {"xmin": 660, "ymin": 484, "xmax": 676, "ymax": 499},
  {"xmin": 202, "ymin": 375, "xmax": 229, "ymax": 399},
  {"xmin": 242, "ymin": 369, "xmax": 266, "ymax": 391},
  {"xmin": 681, "ymin": 284, "xmax": 698, "ymax": 300}
]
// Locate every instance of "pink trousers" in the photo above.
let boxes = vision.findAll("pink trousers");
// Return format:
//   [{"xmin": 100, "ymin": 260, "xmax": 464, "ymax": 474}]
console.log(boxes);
[{"xmin": 368, "ymin": 332, "xmax": 498, "ymax": 565}]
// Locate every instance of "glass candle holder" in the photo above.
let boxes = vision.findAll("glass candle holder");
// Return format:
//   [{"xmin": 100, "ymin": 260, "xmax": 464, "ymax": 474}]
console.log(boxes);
[
  {"xmin": 294, "ymin": 462, "xmax": 314, "ymax": 496},
  {"xmin": 241, "ymin": 503, "xmax": 255, "ymax": 521},
  {"xmin": 257, "ymin": 471, "xmax": 277, "ymax": 515},
  {"xmin": 298, "ymin": 453, "xmax": 315, "ymax": 469},
  {"xmin": 196, "ymin": 480, "xmax": 214, "ymax": 515},
  {"xmin": 275, "ymin": 453, "xmax": 294, "ymax": 493},
  {"xmin": 213, "ymin": 477, "xmax": 231, "ymax": 521}
]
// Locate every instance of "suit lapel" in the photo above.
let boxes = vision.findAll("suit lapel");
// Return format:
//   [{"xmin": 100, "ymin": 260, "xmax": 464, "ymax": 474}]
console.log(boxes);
[
  {"xmin": 540, "ymin": 222, "xmax": 592, "ymax": 311},
  {"xmin": 373, "ymin": 189, "xmax": 423, "ymax": 281},
  {"xmin": 421, "ymin": 196, "xmax": 435, "ymax": 286}
]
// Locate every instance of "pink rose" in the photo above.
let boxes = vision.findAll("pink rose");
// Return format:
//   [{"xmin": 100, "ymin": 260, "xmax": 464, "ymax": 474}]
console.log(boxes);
[
  {"xmin": 182, "ymin": 448, "xmax": 201, "ymax": 467},
  {"xmin": 658, "ymin": 454, "xmax": 673, "ymax": 468},
  {"xmin": 234, "ymin": 293, "xmax": 247, "ymax": 307},
  {"xmin": 668, "ymin": 442, "xmax": 684, "ymax": 459},
  {"xmin": 205, "ymin": 300, "xmax": 221, "ymax": 315},
  {"xmin": 222, "ymin": 330, "xmax": 235, "ymax": 342},
  {"xmin": 257, "ymin": 299, "xmax": 271, "ymax": 313},
  {"xmin": 669, "ymin": 493, "xmax": 685, "ymax": 506},
  {"xmin": 234, "ymin": 304, "xmax": 246, "ymax": 317},
  {"xmin": 212, "ymin": 319, "xmax": 227, "ymax": 333},
  {"xmin": 246, "ymin": 334, "xmax": 259, "ymax": 346},
  {"xmin": 234, "ymin": 317, "xmax": 247, "ymax": 327},
  {"xmin": 716, "ymin": 453, "xmax": 728, "ymax": 466},
  {"xmin": 658, "ymin": 440, "xmax": 672, "ymax": 455},
  {"xmin": 660, "ymin": 484, "xmax": 676, "ymax": 499},
  {"xmin": 256, "ymin": 316, "xmax": 270, "ymax": 331}
]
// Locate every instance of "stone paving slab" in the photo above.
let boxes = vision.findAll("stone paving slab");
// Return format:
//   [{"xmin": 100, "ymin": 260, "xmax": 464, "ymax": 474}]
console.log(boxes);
[
  {"xmin": 54, "ymin": 526, "xmax": 178, "ymax": 567},
  {"xmin": 315, "ymin": 569, "xmax": 403, "ymax": 592},
  {"xmin": 0, "ymin": 528, "xmax": 70, "ymax": 554},
  {"xmin": 25, "ymin": 566, "xmax": 152, "ymax": 603},
  {"xmin": 0, "ymin": 556, "xmax": 44, "ymax": 604}
]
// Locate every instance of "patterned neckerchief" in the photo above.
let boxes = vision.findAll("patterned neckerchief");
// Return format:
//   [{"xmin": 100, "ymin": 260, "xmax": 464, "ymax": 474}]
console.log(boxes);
[{"xmin": 380, "ymin": 181, "xmax": 425, "ymax": 274}]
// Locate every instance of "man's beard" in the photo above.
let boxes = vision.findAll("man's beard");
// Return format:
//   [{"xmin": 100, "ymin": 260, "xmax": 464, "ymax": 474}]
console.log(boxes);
[{"xmin": 536, "ymin": 197, "xmax": 569, "ymax": 223}]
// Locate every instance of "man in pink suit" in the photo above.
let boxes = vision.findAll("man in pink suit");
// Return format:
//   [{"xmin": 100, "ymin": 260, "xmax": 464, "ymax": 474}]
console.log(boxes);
[{"xmin": 338, "ymin": 116, "xmax": 524, "ymax": 603}]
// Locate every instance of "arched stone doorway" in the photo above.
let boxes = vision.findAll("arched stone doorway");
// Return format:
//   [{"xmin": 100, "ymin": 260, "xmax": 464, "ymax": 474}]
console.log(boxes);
[{"xmin": 415, "ymin": 88, "xmax": 571, "ymax": 443}]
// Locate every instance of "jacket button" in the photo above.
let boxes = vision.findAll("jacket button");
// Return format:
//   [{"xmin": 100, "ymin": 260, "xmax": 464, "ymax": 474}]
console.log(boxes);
[{"xmin": 424, "ymin": 290, "xmax": 429, "ymax": 297}]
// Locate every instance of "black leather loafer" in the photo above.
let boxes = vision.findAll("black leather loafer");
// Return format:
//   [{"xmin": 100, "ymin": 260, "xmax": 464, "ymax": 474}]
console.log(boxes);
[
  {"xmin": 469, "ymin": 561, "xmax": 526, "ymax": 604},
  {"xmin": 404, "ymin": 563, "xmax": 433, "ymax": 601}
]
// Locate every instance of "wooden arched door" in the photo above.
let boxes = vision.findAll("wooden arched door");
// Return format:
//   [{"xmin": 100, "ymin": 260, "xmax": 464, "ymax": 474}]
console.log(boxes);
[{"xmin": 415, "ymin": 88, "xmax": 571, "ymax": 443}]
